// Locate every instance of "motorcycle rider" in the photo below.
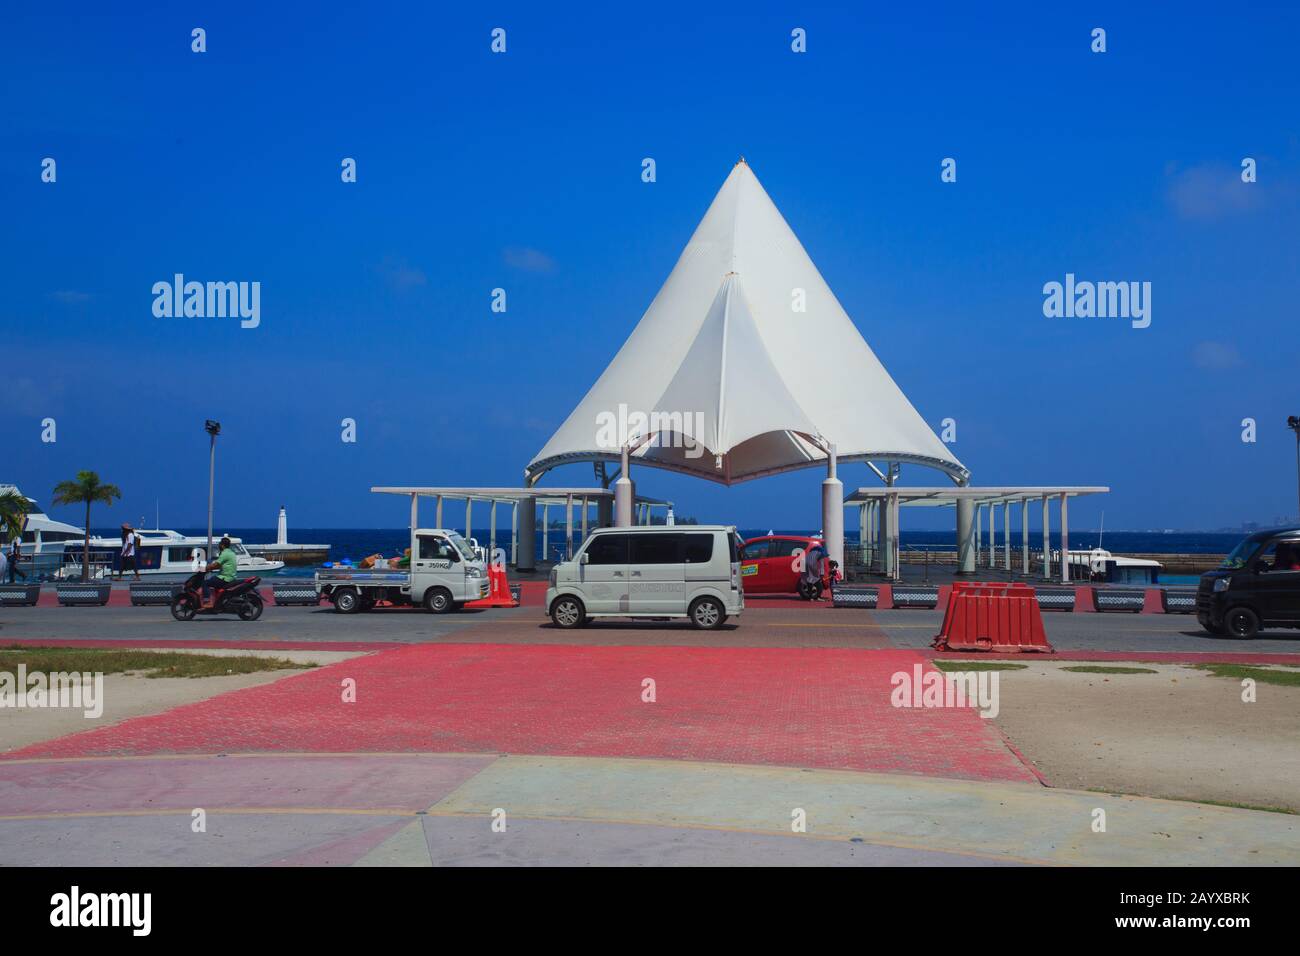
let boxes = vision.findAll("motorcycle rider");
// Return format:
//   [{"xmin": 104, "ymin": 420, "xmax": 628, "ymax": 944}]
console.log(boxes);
[
  {"xmin": 202, "ymin": 536, "xmax": 239, "ymax": 608},
  {"xmin": 801, "ymin": 542, "xmax": 828, "ymax": 600}
]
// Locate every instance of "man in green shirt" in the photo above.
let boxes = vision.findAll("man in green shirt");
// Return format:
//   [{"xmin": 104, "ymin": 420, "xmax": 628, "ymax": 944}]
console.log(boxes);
[{"xmin": 202, "ymin": 536, "xmax": 240, "ymax": 607}]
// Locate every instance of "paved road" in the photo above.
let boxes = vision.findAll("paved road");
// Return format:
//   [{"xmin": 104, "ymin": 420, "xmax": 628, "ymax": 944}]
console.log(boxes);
[
  {"xmin": 5, "ymin": 601, "xmax": 1300, "ymax": 654},
  {"xmin": 873, "ymin": 608, "xmax": 1300, "ymax": 655}
]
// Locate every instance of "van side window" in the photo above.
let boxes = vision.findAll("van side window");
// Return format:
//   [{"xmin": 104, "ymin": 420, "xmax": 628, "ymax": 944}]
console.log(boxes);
[
  {"xmin": 418, "ymin": 536, "xmax": 454, "ymax": 560},
  {"xmin": 1265, "ymin": 541, "xmax": 1300, "ymax": 571},
  {"xmin": 630, "ymin": 533, "xmax": 684, "ymax": 564},
  {"xmin": 682, "ymin": 534, "xmax": 714, "ymax": 563},
  {"xmin": 585, "ymin": 534, "xmax": 629, "ymax": 565}
]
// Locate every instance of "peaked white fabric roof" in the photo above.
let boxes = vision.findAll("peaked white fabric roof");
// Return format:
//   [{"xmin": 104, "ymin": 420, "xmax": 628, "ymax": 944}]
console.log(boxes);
[{"xmin": 527, "ymin": 160, "xmax": 966, "ymax": 486}]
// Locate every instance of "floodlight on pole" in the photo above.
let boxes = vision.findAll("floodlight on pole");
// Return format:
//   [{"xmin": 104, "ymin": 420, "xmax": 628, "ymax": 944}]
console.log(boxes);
[{"xmin": 205, "ymin": 420, "xmax": 221, "ymax": 562}]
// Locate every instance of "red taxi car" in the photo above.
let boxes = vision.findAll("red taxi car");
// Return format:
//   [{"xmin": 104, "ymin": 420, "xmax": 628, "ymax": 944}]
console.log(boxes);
[{"xmin": 738, "ymin": 534, "xmax": 825, "ymax": 595}]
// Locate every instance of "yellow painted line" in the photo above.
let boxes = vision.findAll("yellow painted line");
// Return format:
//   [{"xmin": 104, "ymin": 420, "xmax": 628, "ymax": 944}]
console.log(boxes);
[
  {"xmin": 752, "ymin": 622, "xmax": 887, "ymax": 629},
  {"xmin": 0, "ymin": 803, "xmax": 1046, "ymax": 864},
  {"xmin": 414, "ymin": 807, "xmax": 1050, "ymax": 866},
  {"xmin": 0, "ymin": 807, "xmax": 418, "ymax": 822},
  {"xmin": 0, "ymin": 751, "xmax": 503, "ymax": 766}
]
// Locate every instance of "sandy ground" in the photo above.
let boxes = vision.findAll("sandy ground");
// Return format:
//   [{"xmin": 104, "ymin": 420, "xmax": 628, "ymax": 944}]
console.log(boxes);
[
  {"xmin": 991, "ymin": 663, "xmax": 1300, "ymax": 811},
  {"xmin": 0, "ymin": 649, "xmax": 362, "ymax": 753}
]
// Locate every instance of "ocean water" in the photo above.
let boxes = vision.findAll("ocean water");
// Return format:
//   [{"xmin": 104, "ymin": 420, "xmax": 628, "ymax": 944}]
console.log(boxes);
[{"xmin": 91, "ymin": 527, "xmax": 1248, "ymax": 576}]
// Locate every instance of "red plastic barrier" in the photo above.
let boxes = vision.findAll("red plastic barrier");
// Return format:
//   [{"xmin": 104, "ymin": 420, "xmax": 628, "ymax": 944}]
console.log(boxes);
[
  {"xmin": 465, "ymin": 564, "xmax": 519, "ymax": 608},
  {"xmin": 932, "ymin": 582, "xmax": 1053, "ymax": 653}
]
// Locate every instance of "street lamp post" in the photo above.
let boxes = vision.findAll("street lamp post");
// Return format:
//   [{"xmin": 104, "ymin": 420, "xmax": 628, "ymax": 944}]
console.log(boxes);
[
  {"xmin": 205, "ymin": 420, "xmax": 221, "ymax": 562},
  {"xmin": 1289, "ymin": 417, "xmax": 1300, "ymax": 522}
]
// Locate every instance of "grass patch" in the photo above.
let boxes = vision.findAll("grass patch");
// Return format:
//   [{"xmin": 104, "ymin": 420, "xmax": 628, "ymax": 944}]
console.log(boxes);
[
  {"xmin": 1061, "ymin": 665, "xmax": 1158, "ymax": 675},
  {"xmin": 1192, "ymin": 663, "xmax": 1300, "ymax": 687},
  {"xmin": 931, "ymin": 660, "xmax": 1028, "ymax": 672},
  {"xmin": 0, "ymin": 645, "xmax": 313, "ymax": 679}
]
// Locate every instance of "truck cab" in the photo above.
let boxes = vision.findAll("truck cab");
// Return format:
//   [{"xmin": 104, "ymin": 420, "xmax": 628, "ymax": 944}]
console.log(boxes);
[
  {"xmin": 316, "ymin": 528, "xmax": 489, "ymax": 613},
  {"xmin": 1197, "ymin": 528, "xmax": 1300, "ymax": 638}
]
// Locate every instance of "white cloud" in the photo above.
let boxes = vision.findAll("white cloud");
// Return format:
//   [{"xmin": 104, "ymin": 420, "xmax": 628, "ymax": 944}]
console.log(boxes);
[
  {"xmin": 1166, "ymin": 163, "xmax": 1262, "ymax": 221},
  {"xmin": 503, "ymin": 246, "xmax": 557, "ymax": 274},
  {"xmin": 48, "ymin": 290, "xmax": 92, "ymax": 303},
  {"xmin": 1192, "ymin": 340, "xmax": 1245, "ymax": 370}
]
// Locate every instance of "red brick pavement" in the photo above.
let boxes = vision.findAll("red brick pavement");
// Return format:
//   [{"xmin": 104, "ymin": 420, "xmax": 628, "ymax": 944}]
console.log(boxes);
[{"xmin": 4, "ymin": 643, "xmax": 1036, "ymax": 784}]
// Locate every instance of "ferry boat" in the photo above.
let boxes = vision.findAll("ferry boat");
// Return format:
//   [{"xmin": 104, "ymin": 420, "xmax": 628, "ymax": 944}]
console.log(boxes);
[
  {"xmin": 60, "ymin": 529, "xmax": 284, "ymax": 581},
  {"xmin": 1064, "ymin": 548, "xmax": 1163, "ymax": 585},
  {"xmin": 0, "ymin": 484, "xmax": 86, "ymax": 579}
]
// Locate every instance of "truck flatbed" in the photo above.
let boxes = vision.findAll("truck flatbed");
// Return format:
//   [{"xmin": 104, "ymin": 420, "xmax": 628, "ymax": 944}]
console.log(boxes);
[{"xmin": 315, "ymin": 569, "xmax": 410, "ymax": 584}]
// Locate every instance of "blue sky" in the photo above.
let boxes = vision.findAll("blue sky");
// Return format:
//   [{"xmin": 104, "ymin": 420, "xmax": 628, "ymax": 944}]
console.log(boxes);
[{"xmin": 3, "ymin": 1, "xmax": 1298, "ymax": 532}]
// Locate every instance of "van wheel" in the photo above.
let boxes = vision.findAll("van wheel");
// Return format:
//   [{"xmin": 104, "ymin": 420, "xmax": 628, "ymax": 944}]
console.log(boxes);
[
  {"xmin": 1224, "ymin": 607, "xmax": 1260, "ymax": 639},
  {"xmin": 424, "ymin": 587, "xmax": 454, "ymax": 613},
  {"xmin": 689, "ymin": 597, "xmax": 724, "ymax": 630},
  {"xmin": 333, "ymin": 587, "xmax": 360, "ymax": 614},
  {"xmin": 550, "ymin": 595, "xmax": 585, "ymax": 629}
]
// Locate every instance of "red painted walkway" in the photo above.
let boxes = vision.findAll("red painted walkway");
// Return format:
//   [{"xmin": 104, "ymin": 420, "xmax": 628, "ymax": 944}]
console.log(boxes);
[{"xmin": 4, "ymin": 644, "xmax": 1035, "ymax": 784}]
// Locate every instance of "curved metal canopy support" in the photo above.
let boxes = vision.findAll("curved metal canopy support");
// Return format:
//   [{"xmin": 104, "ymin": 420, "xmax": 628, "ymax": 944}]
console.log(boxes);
[{"xmin": 525, "ymin": 441, "xmax": 969, "ymax": 489}]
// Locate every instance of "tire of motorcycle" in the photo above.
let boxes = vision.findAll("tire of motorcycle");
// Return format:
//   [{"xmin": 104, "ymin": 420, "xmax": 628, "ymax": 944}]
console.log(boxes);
[
  {"xmin": 797, "ymin": 580, "xmax": 822, "ymax": 601},
  {"xmin": 238, "ymin": 594, "xmax": 264, "ymax": 622},
  {"xmin": 171, "ymin": 595, "xmax": 197, "ymax": 622}
]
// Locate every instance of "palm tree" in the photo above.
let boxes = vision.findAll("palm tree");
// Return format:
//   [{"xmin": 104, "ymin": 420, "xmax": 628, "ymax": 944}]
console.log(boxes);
[
  {"xmin": 52, "ymin": 471, "xmax": 122, "ymax": 582},
  {"xmin": 0, "ymin": 488, "xmax": 32, "ymax": 550}
]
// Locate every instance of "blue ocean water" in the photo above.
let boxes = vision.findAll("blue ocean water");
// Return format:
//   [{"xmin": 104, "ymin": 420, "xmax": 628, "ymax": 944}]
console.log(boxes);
[{"xmin": 91, "ymin": 527, "xmax": 1249, "ymax": 576}]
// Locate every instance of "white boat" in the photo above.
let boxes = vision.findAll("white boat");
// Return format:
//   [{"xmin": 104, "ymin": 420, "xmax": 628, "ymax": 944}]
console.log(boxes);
[
  {"xmin": 0, "ymin": 484, "xmax": 86, "ymax": 578},
  {"xmin": 1064, "ymin": 548, "xmax": 1163, "ymax": 585},
  {"xmin": 61, "ymin": 529, "xmax": 284, "ymax": 581}
]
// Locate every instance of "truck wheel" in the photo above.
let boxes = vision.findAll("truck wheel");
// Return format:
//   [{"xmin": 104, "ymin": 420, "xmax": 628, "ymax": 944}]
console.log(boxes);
[
  {"xmin": 1224, "ymin": 607, "xmax": 1260, "ymax": 639},
  {"xmin": 333, "ymin": 587, "xmax": 361, "ymax": 614},
  {"xmin": 689, "ymin": 597, "xmax": 724, "ymax": 630},
  {"xmin": 550, "ymin": 595, "xmax": 585, "ymax": 629},
  {"xmin": 423, "ymin": 587, "xmax": 454, "ymax": 613}
]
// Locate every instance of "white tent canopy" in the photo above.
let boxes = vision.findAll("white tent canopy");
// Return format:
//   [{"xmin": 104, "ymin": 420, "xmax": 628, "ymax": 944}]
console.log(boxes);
[{"xmin": 526, "ymin": 159, "xmax": 966, "ymax": 486}]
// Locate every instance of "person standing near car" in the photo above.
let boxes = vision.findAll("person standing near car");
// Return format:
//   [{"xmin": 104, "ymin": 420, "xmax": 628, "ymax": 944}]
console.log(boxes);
[
  {"xmin": 8, "ymin": 538, "xmax": 25, "ymax": 582},
  {"xmin": 202, "ymin": 536, "xmax": 239, "ymax": 607},
  {"xmin": 801, "ymin": 542, "xmax": 828, "ymax": 600},
  {"xmin": 118, "ymin": 523, "xmax": 142, "ymax": 581}
]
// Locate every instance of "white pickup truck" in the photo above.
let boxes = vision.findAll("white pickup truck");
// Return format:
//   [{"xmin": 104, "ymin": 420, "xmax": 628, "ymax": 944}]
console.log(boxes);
[{"xmin": 314, "ymin": 528, "xmax": 490, "ymax": 613}]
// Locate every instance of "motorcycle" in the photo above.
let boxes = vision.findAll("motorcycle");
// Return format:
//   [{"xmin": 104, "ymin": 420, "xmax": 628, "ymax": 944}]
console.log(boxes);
[
  {"xmin": 797, "ymin": 558, "xmax": 840, "ymax": 601},
  {"xmin": 171, "ymin": 570, "xmax": 264, "ymax": 621}
]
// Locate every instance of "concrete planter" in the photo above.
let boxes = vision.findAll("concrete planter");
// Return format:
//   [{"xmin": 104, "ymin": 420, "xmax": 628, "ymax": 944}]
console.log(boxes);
[
  {"xmin": 1094, "ymin": 588, "xmax": 1146, "ymax": 613},
  {"xmin": 55, "ymin": 583, "xmax": 112, "ymax": 606},
  {"xmin": 272, "ymin": 584, "xmax": 322, "ymax": 606},
  {"xmin": 129, "ymin": 582, "xmax": 182, "ymax": 606},
  {"xmin": 1160, "ymin": 588, "xmax": 1197, "ymax": 614},
  {"xmin": 1035, "ymin": 586, "xmax": 1076, "ymax": 612},
  {"xmin": 0, "ymin": 584, "xmax": 42, "ymax": 607},
  {"xmin": 831, "ymin": 585, "xmax": 878, "ymax": 609},
  {"xmin": 889, "ymin": 585, "xmax": 940, "ymax": 609}
]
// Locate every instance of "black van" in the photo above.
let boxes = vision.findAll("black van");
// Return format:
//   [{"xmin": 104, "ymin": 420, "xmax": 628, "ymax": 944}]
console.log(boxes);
[{"xmin": 1197, "ymin": 528, "xmax": 1300, "ymax": 638}]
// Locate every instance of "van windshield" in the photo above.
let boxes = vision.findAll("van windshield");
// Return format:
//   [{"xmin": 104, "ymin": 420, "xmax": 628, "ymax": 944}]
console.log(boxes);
[
  {"xmin": 448, "ymin": 533, "xmax": 477, "ymax": 562},
  {"xmin": 1220, "ymin": 533, "xmax": 1268, "ymax": 570}
]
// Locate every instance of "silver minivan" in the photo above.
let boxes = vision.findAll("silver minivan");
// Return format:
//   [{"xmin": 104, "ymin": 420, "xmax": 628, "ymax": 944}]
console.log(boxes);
[{"xmin": 546, "ymin": 526, "xmax": 744, "ymax": 629}]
